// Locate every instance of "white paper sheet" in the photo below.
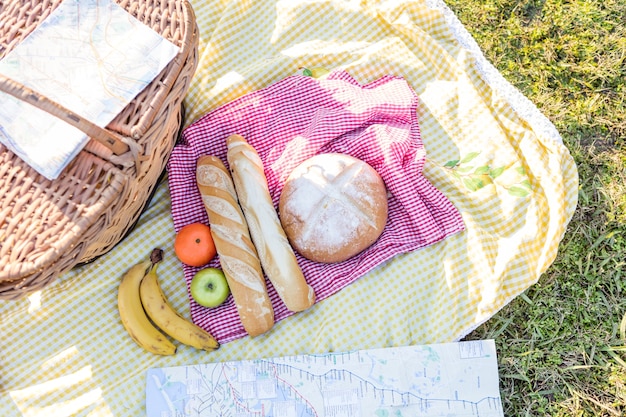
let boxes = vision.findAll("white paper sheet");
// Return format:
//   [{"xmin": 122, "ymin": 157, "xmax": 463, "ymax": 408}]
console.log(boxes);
[{"xmin": 0, "ymin": 0, "xmax": 179, "ymax": 179}]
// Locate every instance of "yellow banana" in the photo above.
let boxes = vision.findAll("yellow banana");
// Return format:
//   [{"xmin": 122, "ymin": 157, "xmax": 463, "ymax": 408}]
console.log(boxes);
[
  {"xmin": 117, "ymin": 259, "xmax": 177, "ymax": 355},
  {"xmin": 139, "ymin": 261, "xmax": 220, "ymax": 352}
]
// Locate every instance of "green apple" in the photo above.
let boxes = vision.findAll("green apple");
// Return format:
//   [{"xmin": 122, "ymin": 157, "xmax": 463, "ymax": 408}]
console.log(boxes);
[{"xmin": 190, "ymin": 268, "xmax": 230, "ymax": 308}]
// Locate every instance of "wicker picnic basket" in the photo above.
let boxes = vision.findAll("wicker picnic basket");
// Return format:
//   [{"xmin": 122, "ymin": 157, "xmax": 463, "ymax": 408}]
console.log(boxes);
[{"xmin": 0, "ymin": 0, "xmax": 199, "ymax": 300}]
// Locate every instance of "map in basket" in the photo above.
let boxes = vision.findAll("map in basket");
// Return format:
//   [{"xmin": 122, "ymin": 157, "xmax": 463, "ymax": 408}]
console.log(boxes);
[
  {"xmin": 146, "ymin": 340, "xmax": 504, "ymax": 417},
  {"xmin": 0, "ymin": 0, "xmax": 179, "ymax": 180}
]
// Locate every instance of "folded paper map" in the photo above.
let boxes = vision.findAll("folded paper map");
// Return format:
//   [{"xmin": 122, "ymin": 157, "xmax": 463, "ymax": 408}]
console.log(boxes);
[
  {"xmin": 0, "ymin": 0, "xmax": 179, "ymax": 179},
  {"xmin": 146, "ymin": 340, "xmax": 504, "ymax": 416}
]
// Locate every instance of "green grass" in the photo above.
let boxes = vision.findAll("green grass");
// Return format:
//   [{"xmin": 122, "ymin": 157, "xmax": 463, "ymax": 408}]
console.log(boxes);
[{"xmin": 444, "ymin": 0, "xmax": 626, "ymax": 415}]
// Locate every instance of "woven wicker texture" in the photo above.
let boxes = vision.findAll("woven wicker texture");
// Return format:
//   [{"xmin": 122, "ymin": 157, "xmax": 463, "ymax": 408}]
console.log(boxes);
[{"xmin": 0, "ymin": 0, "xmax": 199, "ymax": 299}]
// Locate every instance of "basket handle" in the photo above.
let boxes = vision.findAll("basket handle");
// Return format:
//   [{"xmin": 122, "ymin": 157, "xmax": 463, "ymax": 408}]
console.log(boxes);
[{"xmin": 0, "ymin": 74, "xmax": 130, "ymax": 155}]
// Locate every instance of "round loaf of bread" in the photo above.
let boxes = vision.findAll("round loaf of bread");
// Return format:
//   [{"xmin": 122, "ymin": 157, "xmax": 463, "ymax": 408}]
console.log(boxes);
[{"xmin": 278, "ymin": 153, "xmax": 388, "ymax": 263}]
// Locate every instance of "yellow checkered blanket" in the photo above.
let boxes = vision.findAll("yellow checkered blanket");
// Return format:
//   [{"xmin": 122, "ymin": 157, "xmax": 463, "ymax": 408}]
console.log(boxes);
[{"xmin": 0, "ymin": 1, "xmax": 577, "ymax": 415}]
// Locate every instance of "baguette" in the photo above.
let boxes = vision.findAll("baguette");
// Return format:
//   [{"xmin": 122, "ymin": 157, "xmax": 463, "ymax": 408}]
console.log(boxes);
[
  {"xmin": 196, "ymin": 155, "xmax": 274, "ymax": 337},
  {"xmin": 226, "ymin": 134, "xmax": 315, "ymax": 312}
]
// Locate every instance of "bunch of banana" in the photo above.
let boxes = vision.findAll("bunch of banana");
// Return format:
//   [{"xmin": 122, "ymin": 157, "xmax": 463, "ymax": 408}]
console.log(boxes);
[{"xmin": 117, "ymin": 248, "xmax": 220, "ymax": 355}]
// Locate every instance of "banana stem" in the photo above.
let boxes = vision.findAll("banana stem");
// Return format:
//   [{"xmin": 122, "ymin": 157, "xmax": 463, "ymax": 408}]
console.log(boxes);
[{"xmin": 150, "ymin": 248, "xmax": 164, "ymax": 266}]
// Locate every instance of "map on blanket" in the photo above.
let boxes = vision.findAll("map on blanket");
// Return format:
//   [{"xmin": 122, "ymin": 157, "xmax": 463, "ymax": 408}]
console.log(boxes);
[{"xmin": 145, "ymin": 339, "xmax": 504, "ymax": 416}]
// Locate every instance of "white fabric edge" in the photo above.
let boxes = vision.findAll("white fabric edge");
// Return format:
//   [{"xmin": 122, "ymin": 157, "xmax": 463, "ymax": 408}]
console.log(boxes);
[
  {"xmin": 425, "ymin": 0, "xmax": 564, "ymax": 145},
  {"xmin": 424, "ymin": 0, "xmax": 568, "ymax": 341}
]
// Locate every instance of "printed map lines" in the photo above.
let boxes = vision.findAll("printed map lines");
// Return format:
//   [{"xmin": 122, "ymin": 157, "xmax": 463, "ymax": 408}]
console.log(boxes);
[
  {"xmin": 252, "ymin": 359, "xmax": 501, "ymax": 415},
  {"xmin": 266, "ymin": 362, "xmax": 320, "ymax": 416},
  {"xmin": 145, "ymin": 341, "xmax": 504, "ymax": 417}
]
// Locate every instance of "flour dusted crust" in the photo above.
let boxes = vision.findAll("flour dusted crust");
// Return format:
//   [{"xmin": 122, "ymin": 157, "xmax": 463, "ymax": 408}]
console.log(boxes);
[
  {"xmin": 226, "ymin": 134, "xmax": 316, "ymax": 312},
  {"xmin": 279, "ymin": 153, "xmax": 388, "ymax": 263},
  {"xmin": 196, "ymin": 155, "xmax": 275, "ymax": 337}
]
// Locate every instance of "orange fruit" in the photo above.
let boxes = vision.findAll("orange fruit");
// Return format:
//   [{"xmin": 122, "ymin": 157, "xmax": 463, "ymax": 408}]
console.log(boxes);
[{"xmin": 174, "ymin": 223, "xmax": 217, "ymax": 267}]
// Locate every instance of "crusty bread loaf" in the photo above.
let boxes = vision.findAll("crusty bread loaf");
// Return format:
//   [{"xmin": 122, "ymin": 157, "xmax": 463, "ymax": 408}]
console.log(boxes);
[
  {"xmin": 196, "ymin": 155, "xmax": 274, "ymax": 337},
  {"xmin": 226, "ymin": 134, "xmax": 315, "ymax": 312},
  {"xmin": 279, "ymin": 153, "xmax": 388, "ymax": 263}
]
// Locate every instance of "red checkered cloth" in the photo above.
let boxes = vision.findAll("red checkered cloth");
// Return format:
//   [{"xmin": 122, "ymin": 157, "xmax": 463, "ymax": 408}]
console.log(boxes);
[{"xmin": 167, "ymin": 70, "xmax": 465, "ymax": 343}]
